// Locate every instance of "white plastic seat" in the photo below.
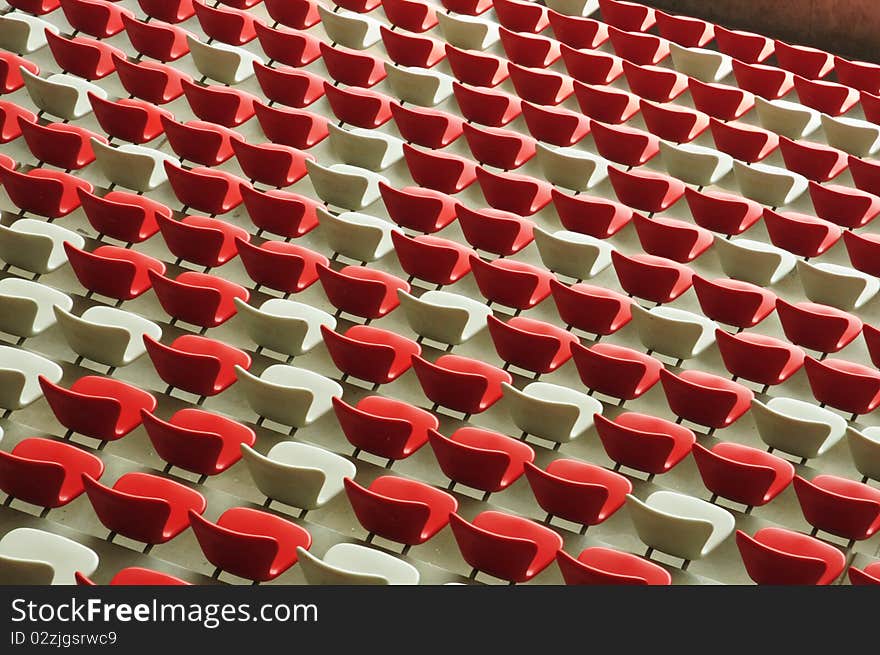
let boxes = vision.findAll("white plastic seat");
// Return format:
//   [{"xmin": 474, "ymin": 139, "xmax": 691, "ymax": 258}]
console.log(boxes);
[
  {"xmin": 186, "ymin": 36, "xmax": 263, "ymax": 85},
  {"xmin": 732, "ymin": 160, "xmax": 809, "ymax": 207},
  {"xmin": 846, "ymin": 426, "xmax": 880, "ymax": 483},
  {"xmin": 626, "ymin": 491, "xmax": 735, "ymax": 562},
  {"xmin": 533, "ymin": 227, "xmax": 614, "ymax": 281},
  {"xmin": 20, "ymin": 69, "xmax": 107, "ymax": 120},
  {"xmin": 669, "ymin": 43, "xmax": 732, "ymax": 82},
  {"xmin": 397, "ymin": 289, "xmax": 493, "ymax": 347},
  {"xmin": 235, "ymin": 364, "xmax": 342, "ymax": 429},
  {"xmin": 0, "ymin": 219, "xmax": 85, "ymax": 275},
  {"xmin": 752, "ymin": 397, "xmax": 847, "ymax": 461},
  {"xmin": 317, "ymin": 5, "xmax": 383, "ymax": 50},
  {"xmin": 0, "ymin": 13, "xmax": 59, "ymax": 53},
  {"xmin": 53, "ymin": 306, "xmax": 162, "ymax": 368},
  {"xmin": 296, "ymin": 543, "xmax": 419, "ymax": 585},
  {"xmin": 436, "ymin": 11, "xmax": 500, "ymax": 51},
  {"xmin": 534, "ymin": 143, "xmax": 609, "ymax": 192},
  {"xmin": 327, "ymin": 123, "xmax": 404, "ymax": 172},
  {"xmin": 318, "ymin": 208, "xmax": 400, "ymax": 262},
  {"xmin": 502, "ymin": 381, "xmax": 602, "ymax": 445},
  {"xmin": 0, "ymin": 345, "xmax": 62, "ymax": 410},
  {"xmin": 545, "ymin": 0, "xmax": 599, "ymax": 16},
  {"xmin": 659, "ymin": 140, "xmax": 733, "ymax": 187},
  {"xmin": 91, "ymin": 139, "xmax": 174, "ymax": 192},
  {"xmin": 240, "ymin": 441, "xmax": 356, "ymax": 511},
  {"xmin": 797, "ymin": 260, "xmax": 879, "ymax": 311},
  {"xmin": 0, "ymin": 528, "xmax": 98, "ymax": 585},
  {"xmin": 233, "ymin": 298, "xmax": 336, "ymax": 358},
  {"xmin": 754, "ymin": 97, "xmax": 821, "ymax": 140},
  {"xmin": 821, "ymin": 114, "xmax": 880, "ymax": 157},
  {"xmin": 305, "ymin": 160, "xmax": 388, "ymax": 210},
  {"xmin": 714, "ymin": 236, "xmax": 797, "ymax": 286},
  {"xmin": 384, "ymin": 64, "xmax": 455, "ymax": 107},
  {"xmin": 0, "ymin": 278, "xmax": 72, "ymax": 338},
  {"xmin": 630, "ymin": 304, "xmax": 717, "ymax": 362}
]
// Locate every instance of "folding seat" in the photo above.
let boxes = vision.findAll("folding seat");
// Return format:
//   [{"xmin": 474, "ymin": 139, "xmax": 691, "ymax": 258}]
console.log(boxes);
[
  {"xmin": 382, "ymin": 0, "xmax": 437, "ymax": 32},
  {"xmin": 849, "ymin": 563, "xmax": 880, "ymax": 585},
  {"xmin": 64, "ymin": 243, "xmax": 165, "ymax": 302},
  {"xmin": 254, "ymin": 23, "xmax": 321, "ymax": 68},
  {"xmin": 572, "ymin": 342, "xmax": 661, "ymax": 402},
  {"xmin": 751, "ymin": 396, "xmax": 847, "ymax": 462},
  {"xmin": 714, "ymin": 237, "xmax": 796, "ymax": 287},
  {"xmin": 641, "ymin": 101, "xmax": 710, "ymax": 145},
  {"xmin": 498, "ymin": 28, "xmax": 559, "ymax": 71},
  {"xmin": 17, "ymin": 118, "xmax": 103, "ymax": 171},
  {"xmin": 305, "ymin": 161, "xmax": 386, "ymax": 211},
  {"xmin": 599, "ymin": 0, "xmax": 655, "ymax": 31},
  {"xmin": 383, "ymin": 65, "xmax": 453, "ymax": 108},
  {"xmin": 316, "ymin": 5, "xmax": 382, "ymax": 49},
  {"xmin": 572, "ymin": 81, "xmax": 638, "ymax": 124},
  {"xmin": 327, "ymin": 123, "xmax": 404, "ymax": 172},
  {"xmin": 714, "ymin": 24, "xmax": 773, "ymax": 63},
  {"xmin": 492, "ymin": 0, "xmax": 549, "ymax": 32},
  {"xmin": 20, "ymin": 68, "xmax": 106, "ymax": 120},
  {"xmin": 390, "ymin": 102, "xmax": 463, "ymax": 149},
  {"xmin": 181, "ymin": 81, "xmax": 259, "ymax": 128},
  {"xmin": 0, "ymin": 219, "xmax": 84, "ymax": 276},
  {"xmin": 0, "ymin": 278, "xmax": 71, "ymax": 340},
  {"xmin": 610, "ymin": 251, "xmax": 693, "ymax": 304},
  {"xmin": 318, "ymin": 209, "xmax": 399, "ymax": 263},
  {"xmin": 0, "ymin": 346, "xmax": 61, "ymax": 413},
  {"xmin": 754, "ymin": 96, "xmax": 821, "ymax": 140},
  {"xmin": 659, "ymin": 368, "xmax": 754, "ymax": 432},
  {"xmin": 794, "ymin": 76, "xmax": 860, "ymax": 116},
  {"xmin": 607, "ymin": 166, "xmax": 685, "ymax": 214},
  {"xmin": 487, "ymin": 315, "xmax": 577, "ymax": 376},
  {"xmin": 435, "ymin": 10, "xmax": 499, "ymax": 51},
  {"xmin": 797, "ymin": 260, "xmax": 879, "ymax": 312},
  {"xmin": 608, "ymin": 26, "xmax": 669, "ymax": 66},
  {"xmin": 730, "ymin": 59, "xmax": 793, "ymax": 101},
  {"xmin": 137, "ymin": 0, "xmax": 195, "ymax": 23},
  {"xmin": 44, "ymin": 30, "xmax": 125, "ymax": 80},
  {"xmin": 186, "ymin": 36, "xmax": 264, "ymax": 85},
  {"xmin": 143, "ymin": 334, "xmax": 250, "ymax": 400},
  {"xmin": 323, "ymin": 83, "xmax": 393, "ymax": 129},
  {"xmin": 397, "ymin": 290, "xmax": 492, "ymax": 346},
  {"xmin": 709, "ymin": 118, "xmax": 779, "ymax": 164},
  {"xmin": 627, "ymin": 491, "xmax": 735, "ymax": 566},
  {"xmin": 0, "ymin": 13, "xmax": 58, "ymax": 55},
  {"xmin": 112, "ymin": 54, "xmax": 191, "ymax": 105},
  {"xmin": 847, "ymin": 425, "xmax": 880, "ymax": 484},
  {"xmin": 778, "ymin": 137, "xmax": 848, "ymax": 183},
  {"xmin": 0, "ymin": 166, "xmax": 92, "ymax": 219},
  {"xmin": 227, "ymin": 240, "xmax": 325, "ymax": 302},
  {"xmin": 691, "ymin": 276, "xmax": 776, "ymax": 330},
  {"xmin": 264, "ymin": 0, "xmax": 320, "ymax": 29},
  {"xmin": 76, "ymin": 568, "xmax": 190, "ymax": 586},
  {"xmin": 160, "ymin": 116, "xmax": 243, "ymax": 167},
  {"xmin": 476, "ymin": 167, "xmax": 553, "ymax": 216},
  {"xmin": 120, "ymin": 14, "xmax": 191, "ymax": 62},
  {"xmin": 502, "ymin": 382, "xmax": 602, "ymax": 447},
  {"xmin": 736, "ymin": 528, "xmax": 846, "ymax": 585},
  {"xmin": 380, "ymin": 25, "xmax": 445, "ymax": 69},
  {"xmin": 149, "ymin": 270, "xmax": 248, "ymax": 330},
  {"xmin": 533, "ymin": 228, "xmax": 614, "ymax": 281},
  {"xmin": 235, "ymin": 364, "xmax": 342, "ymax": 430},
  {"xmin": 381, "ymin": 184, "xmax": 457, "ymax": 235},
  {"xmin": 77, "ymin": 189, "xmax": 165, "ymax": 246},
  {"xmin": 845, "ymin": 230, "xmax": 880, "ymax": 278},
  {"xmin": 321, "ymin": 325, "xmax": 420, "ymax": 386},
  {"xmin": 559, "ymin": 45, "xmax": 623, "ymax": 86},
  {"xmin": 194, "ymin": 1, "xmax": 260, "ymax": 46},
  {"xmin": 164, "ymin": 161, "xmax": 249, "ymax": 215},
  {"xmin": 297, "ymin": 543, "xmax": 419, "ymax": 585},
  {"xmin": 6, "ymin": 0, "xmax": 61, "ymax": 14},
  {"xmin": 762, "ymin": 209, "xmax": 841, "ymax": 259},
  {"xmin": 803, "ymin": 356, "xmax": 880, "ymax": 420},
  {"xmin": 316, "ymin": 264, "xmax": 410, "ymax": 321},
  {"xmin": 402, "ymin": 143, "xmax": 477, "ymax": 194},
  {"xmin": 54, "ymin": 306, "xmax": 161, "ymax": 371},
  {"xmin": 657, "ymin": 12, "xmax": 714, "ymax": 48},
  {"xmin": 624, "ymin": 61, "xmax": 689, "ymax": 103},
  {"xmin": 732, "ymin": 161, "xmax": 808, "ymax": 208},
  {"xmin": 809, "ymin": 181, "xmax": 880, "ymax": 229},
  {"xmin": 793, "ymin": 475, "xmax": 880, "ymax": 544},
  {"xmin": 720, "ymin": 330, "xmax": 804, "ymax": 391},
  {"xmin": 232, "ymin": 140, "xmax": 313, "ymax": 189},
  {"xmin": 551, "ymin": 281, "xmax": 632, "ymax": 337},
  {"xmin": 469, "ymin": 256, "xmax": 554, "ymax": 312},
  {"xmin": 253, "ymin": 101, "xmax": 328, "ymax": 149},
  {"xmin": 413, "ymin": 355, "xmax": 512, "ymax": 417},
  {"xmin": 88, "ymin": 94, "xmax": 171, "ymax": 145},
  {"xmin": 692, "ymin": 443, "xmax": 794, "ymax": 511},
  {"xmin": 253, "ymin": 64, "xmax": 324, "ymax": 111},
  {"xmin": 632, "ymin": 214, "xmax": 713, "ymax": 264},
  {"xmin": 0, "ymin": 101, "xmax": 36, "ymax": 143},
  {"xmin": 548, "ymin": 10, "xmax": 606, "ymax": 46},
  {"xmin": 773, "ymin": 39, "xmax": 833, "ymax": 80},
  {"xmin": 454, "ymin": 206, "xmax": 532, "ymax": 258},
  {"xmin": 776, "ymin": 298, "xmax": 862, "ymax": 356},
  {"xmin": 334, "ymin": 395, "xmax": 438, "ymax": 463},
  {"xmin": 684, "ymin": 187, "xmax": 762, "ymax": 237},
  {"xmin": 835, "ymin": 56, "xmax": 880, "ymax": 94},
  {"xmin": 234, "ymin": 297, "xmax": 336, "ymax": 360},
  {"xmin": 0, "ymin": 528, "xmax": 98, "ymax": 585},
  {"xmin": 519, "ymin": 101, "xmax": 590, "ymax": 148},
  {"xmin": 557, "ymin": 547, "xmax": 671, "ymax": 585},
  {"xmin": 589, "ymin": 121, "xmax": 658, "ymax": 169},
  {"xmin": 58, "ymin": 0, "xmax": 133, "ymax": 38},
  {"xmin": 595, "ymin": 412, "xmax": 695, "ymax": 478},
  {"xmin": 551, "ymin": 190, "xmax": 633, "ymax": 238},
  {"xmin": 452, "ymin": 81, "xmax": 521, "ymax": 127},
  {"xmin": 822, "ymin": 115, "xmax": 880, "ymax": 158},
  {"xmin": 657, "ymin": 141, "xmax": 731, "ymax": 190},
  {"xmin": 629, "ymin": 305, "xmax": 717, "ymax": 364},
  {"xmin": 506, "ymin": 63, "xmax": 573, "ymax": 107}
]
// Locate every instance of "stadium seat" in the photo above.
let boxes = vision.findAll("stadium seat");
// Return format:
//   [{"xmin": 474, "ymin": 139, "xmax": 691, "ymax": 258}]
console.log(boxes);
[
  {"xmin": 0, "ymin": 528, "xmax": 98, "ymax": 585},
  {"xmin": 316, "ymin": 264, "xmax": 409, "ymax": 321},
  {"xmin": 235, "ymin": 364, "xmax": 342, "ymax": 430},
  {"xmin": 413, "ymin": 354, "xmax": 511, "ymax": 417},
  {"xmin": 557, "ymin": 547, "xmax": 671, "ymax": 585},
  {"xmin": 691, "ymin": 276, "xmax": 777, "ymax": 330},
  {"xmin": 502, "ymin": 382, "xmax": 601, "ymax": 446},
  {"xmin": 397, "ymin": 290, "xmax": 492, "ymax": 347},
  {"xmin": 752, "ymin": 397, "xmax": 847, "ymax": 462},
  {"xmin": 143, "ymin": 334, "xmax": 250, "ymax": 400},
  {"xmin": 692, "ymin": 443, "xmax": 794, "ymax": 510},
  {"xmin": 0, "ymin": 278, "xmax": 72, "ymax": 339},
  {"xmin": 296, "ymin": 543, "xmax": 418, "ymax": 585},
  {"xmin": 659, "ymin": 368, "xmax": 753, "ymax": 432},
  {"xmin": 793, "ymin": 475, "xmax": 880, "ymax": 543},
  {"xmin": 54, "ymin": 306, "xmax": 162, "ymax": 370},
  {"xmin": 233, "ymin": 298, "xmax": 335, "ymax": 359},
  {"xmin": 595, "ymin": 412, "xmax": 695, "ymax": 478},
  {"xmin": 571, "ymin": 342, "xmax": 661, "ymax": 401},
  {"xmin": 610, "ymin": 251, "xmax": 693, "ymax": 304},
  {"xmin": 736, "ymin": 528, "xmax": 846, "ymax": 585},
  {"xmin": 629, "ymin": 305, "xmax": 717, "ymax": 363},
  {"xmin": 321, "ymin": 324, "xmax": 420, "ymax": 386}
]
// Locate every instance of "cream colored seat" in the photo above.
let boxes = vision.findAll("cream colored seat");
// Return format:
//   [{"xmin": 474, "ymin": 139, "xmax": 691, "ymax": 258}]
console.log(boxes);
[
  {"xmin": 501, "ymin": 381, "xmax": 602, "ymax": 445},
  {"xmin": 797, "ymin": 260, "xmax": 879, "ymax": 311},
  {"xmin": 533, "ymin": 227, "xmax": 614, "ymax": 281},
  {"xmin": 846, "ymin": 426, "xmax": 880, "ymax": 483},
  {"xmin": 715, "ymin": 236, "xmax": 797, "ymax": 286},
  {"xmin": 630, "ymin": 304, "xmax": 717, "ymax": 362},
  {"xmin": 534, "ymin": 143, "xmax": 608, "ymax": 192},
  {"xmin": 20, "ymin": 68, "xmax": 107, "ymax": 120},
  {"xmin": 240, "ymin": 442, "xmax": 356, "ymax": 512},
  {"xmin": 318, "ymin": 5, "xmax": 383, "ymax": 49},
  {"xmin": 752, "ymin": 397, "xmax": 847, "ymax": 461},
  {"xmin": 821, "ymin": 114, "xmax": 880, "ymax": 157},
  {"xmin": 0, "ymin": 219, "xmax": 85, "ymax": 275},
  {"xmin": 306, "ymin": 160, "xmax": 388, "ymax": 210},
  {"xmin": 235, "ymin": 364, "xmax": 342, "ymax": 430},
  {"xmin": 54, "ymin": 306, "xmax": 161, "ymax": 369},
  {"xmin": 384, "ymin": 64, "xmax": 454, "ymax": 107},
  {"xmin": 754, "ymin": 97, "xmax": 821, "ymax": 139},
  {"xmin": 0, "ymin": 345, "xmax": 62, "ymax": 411},
  {"xmin": 233, "ymin": 298, "xmax": 336, "ymax": 359},
  {"xmin": 0, "ymin": 278, "xmax": 72, "ymax": 339},
  {"xmin": 0, "ymin": 528, "xmax": 98, "ymax": 585},
  {"xmin": 327, "ymin": 123, "xmax": 404, "ymax": 171},
  {"xmin": 91, "ymin": 139, "xmax": 174, "ymax": 192},
  {"xmin": 296, "ymin": 543, "xmax": 419, "ymax": 585},
  {"xmin": 669, "ymin": 43, "xmax": 732, "ymax": 82},
  {"xmin": 186, "ymin": 36, "xmax": 263, "ymax": 85},
  {"xmin": 436, "ymin": 11, "xmax": 499, "ymax": 51},
  {"xmin": 318, "ymin": 208, "xmax": 400, "ymax": 262},
  {"xmin": 732, "ymin": 160, "xmax": 809, "ymax": 207},
  {"xmin": 397, "ymin": 289, "xmax": 493, "ymax": 347},
  {"xmin": 0, "ymin": 12, "xmax": 58, "ymax": 53},
  {"xmin": 659, "ymin": 140, "xmax": 733, "ymax": 187},
  {"xmin": 545, "ymin": 0, "xmax": 599, "ymax": 16}
]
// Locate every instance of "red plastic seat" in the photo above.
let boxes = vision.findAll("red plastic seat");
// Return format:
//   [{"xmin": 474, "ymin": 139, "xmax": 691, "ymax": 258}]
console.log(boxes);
[
  {"xmin": 709, "ymin": 118, "xmax": 779, "ymax": 163},
  {"xmin": 655, "ymin": 10, "xmax": 713, "ymax": 47},
  {"xmin": 777, "ymin": 136, "xmax": 848, "ymax": 183},
  {"xmin": 688, "ymin": 77, "xmax": 755, "ymax": 121},
  {"xmin": 77, "ymin": 188, "xmax": 169, "ymax": 244},
  {"xmin": 323, "ymin": 82, "xmax": 393, "ymax": 129},
  {"xmin": 113, "ymin": 54, "xmax": 191, "ymax": 105},
  {"xmin": 137, "ymin": 0, "xmax": 195, "ymax": 23},
  {"xmin": 456, "ymin": 205, "xmax": 534, "ymax": 256},
  {"xmin": 255, "ymin": 22, "xmax": 320, "ymax": 67},
  {"xmin": 461, "ymin": 122, "xmax": 535, "ymax": 170},
  {"xmin": 548, "ymin": 12, "xmax": 609, "ymax": 50},
  {"xmin": 380, "ymin": 25, "xmax": 444, "ymax": 68},
  {"xmin": 194, "ymin": 0, "xmax": 261, "ymax": 45},
  {"xmin": 660, "ymin": 367, "xmax": 754, "ymax": 433},
  {"xmin": 611, "ymin": 251, "xmax": 692, "ymax": 304},
  {"xmin": 608, "ymin": 26, "xmax": 669, "ymax": 65},
  {"xmin": 0, "ymin": 167, "xmax": 91, "ymax": 218},
  {"xmin": 156, "ymin": 214, "xmax": 249, "ymax": 269},
  {"xmin": 469, "ymin": 256, "xmax": 554, "ymax": 311},
  {"xmin": 264, "ymin": 0, "xmax": 320, "ymax": 29},
  {"xmin": 76, "ymin": 567, "xmax": 189, "ymax": 586},
  {"xmin": 590, "ymin": 120, "xmax": 659, "ymax": 167},
  {"xmin": 692, "ymin": 276, "xmax": 776, "ymax": 330},
  {"xmin": 0, "ymin": 102, "xmax": 36, "ymax": 143},
  {"xmin": 640, "ymin": 99, "xmax": 709, "ymax": 143},
  {"xmin": 525, "ymin": 460, "xmax": 631, "ymax": 528},
  {"xmin": 607, "ymin": 166, "xmax": 685, "ymax": 214},
  {"xmin": 143, "ymin": 334, "xmax": 251, "ymax": 398},
  {"xmin": 319, "ymin": 42, "xmax": 385, "ymax": 88},
  {"xmin": 794, "ymin": 75, "xmax": 860, "ymax": 116},
  {"xmin": 560, "ymin": 45, "xmax": 624, "ymax": 86},
  {"xmin": 428, "ymin": 427, "xmax": 533, "ymax": 492},
  {"xmin": 390, "ymin": 102, "xmax": 463, "ymax": 149},
  {"xmin": 803, "ymin": 357, "xmax": 880, "ymax": 418},
  {"xmin": 45, "ymin": 30, "xmax": 125, "ymax": 80},
  {"xmin": 321, "ymin": 325, "xmax": 420, "ymax": 386},
  {"xmin": 232, "ymin": 140, "xmax": 313, "ymax": 188},
  {"xmin": 693, "ymin": 443, "xmax": 794, "ymax": 509},
  {"xmin": 763, "ymin": 208, "xmax": 841, "ymax": 258},
  {"xmin": 380, "ymin": 183, "xmax": 457, "ymax": 234},
  {"xmin": 715, "ymin": 25, "xmax": 773, "ymax": 63},
  {"xmin": 632, "ymin": 214, "xmax": 713, "ymax": 264},
  {"xmin": 552, "ymin": 190, "xmax": 633, "ymax": 238},
  {"xmin": 622, "ymin": 60, "xmax": 688, "ymax": 102},
  {"xmin": 776, "ymin": 299, "xmax": 862, "ymax": 355},
  {"xmin": 344, "ymin": 477, "xmax": 457, "ymax": 546},
  {"xmin": 557, "ymin": 547, "xmax": 671, "ymax": 585},
  {"xmin": 164, "ymin": 162, "xmax": 249, "ymax": 215},
  {"xmin": 550, "ymin": 280, "xmax": 632, "ymax": 336},
  {"xmin": 849, "ymin": 155, "xmax": 880, "ymax": 197},
  {"xmin": 487, "ymin": 315, "xmax": 577, "ymax": 375},
  {"xmin": 316, "ymin": 264, "xmax": 410, "ymax": 320},
  {"xmin": 402, "ymin": 143, "xmax": 477, "ymax": 194},
  {"xmin": 121, "ymin": 14, "xmax": 191, "ymax": 62},
  {"xmin": 141, "ymin": 409, "xmax": 255, "ymax": 478},
  {"xmin": 253, "ymin": 101, "xmax": 328, "ymax": 149},
  {"xmin": 40, "ymin": 375, "xmax": 157, "ymax": 444},
  {"xmin": 572, "ymin": 80, "xmax": 639, "ymax": 124},
  {"xmin": 236, "ymin": 239, "xmax": 327, "ymax": 294},
  {"xmin": 82, "ymin": 472, "xmax": 206, "ymax": 545},
  {"xmin": 849, "ymin": 562, "xmax": 880, "ymax": 585},
  {"xmin": 493, "ymin": 0, "xmax": 549, "ymax": 32},
  {"xmin": 736, "ymin": 527, "xmax": 846, "ymax": 585},
  {"xmin": 452, "ymin": 81, "xmax": 521, "ymax": 127},
  {"xmin": 6, "ymin": 0, "xmax": 61, "ymax": 14},
  {"xmin": 18, "ymin": 118, "xmax": 106, "ymax": 170},
  {"xmin": 731, "ymin": 59, "xmax": 793, "ymax": 99},
  {"xmin": 413, "ymin": 355, "xmax": 512, "ymax": 416},
  {"xmin": 684, "ymin": 187, "xmax": 763, "ymax": 236},
  {"xmin": 391, "ymin": 232, "xmax": 473, "ymax": 287},
  {"xmin": 148, "ymin": 270, "xmax": 249, "ymax": 329},
  {"xmin": 335, "ymin": 0, "xmax": 381, "ymax": 12},
  {"xmin": 475, "ymin": 167, "xmax": 553, "ymax": 216},
  {"xmin": 89, "ymin": 93, "xmax": 172, "ymax": 144},
  {"xmin": 715, "ymin": 330, "xmax": 805, "ymax": 388},
  {"xmin": 240, "ymin": 186, "xmax": 320, "ymax": 239},
  {"xmin": 383, "ymin": 0, "xmax": 437, "ymax": 32},
  {"xmin": 794, "ymin": 475, "xmax": 880, "ymax": 542},
  {"xmin": 808, "ymin": 181, "xmax": 880, "ymax": 229},
  {"xmin": 595, "ymin": 411, "xmax": 695, "ymax": 477},
  {"xmin": 775, "ymin": 39, "xmax": 834, "ymax": 79},
  {"xmin": 253, "ymin": 62, "xmax": 325, "ymax": 109},
  {"xmin": 520, "ymin": 101, "xmax": 591, "ymax": 147},
  {"xmin": 444, "ymin": 45, "xmax": 509, "ymax": 88},
  {"xmin": 160, "ymin": 116, "xmax": 243, "ymax": 167},
  {"xmin": 59, "ymin": 0, "xmax": 133, "ymax": 38},
  {"xmin": 844, "ymin": 230, "xmax": 880, "ymax": 278},
  {"xmin": 835, "ymin": 57, "xmax": 880, "ymax": 95},
  {"xmin": 0, "ymin": 52, "xmax": 37, "ymax": 94},
  {"xmin": 498, "ymin": 27, "xmax": 559, "ymax": 69},
  {"xmin": 189, "ymin": 507, "xmax": 310, "ymax": 581},
  {"xmin": 572, "ymin": 342, "xmax": 661, "ymax": 401},
  {"xmin": 506, "ymin": 63, "xmax": 573, "ymax": 106},
  {"xmin": 599, "ymin": 0, "xmax": 655, "ymax": 31},
  {"xmin": 0, "ymin": 437, "xmax": 104, "ymax": 509},
  {"xmin": 180, "ymin": 80, "xmax": 257, "ymax": 128},
  {"xmin": 333, "ymin": 395, "xmax": 438, "ymax": 461},
  {"xmin": 64, "ymin": 243, "xmax": 165, "ymax": 301}
]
